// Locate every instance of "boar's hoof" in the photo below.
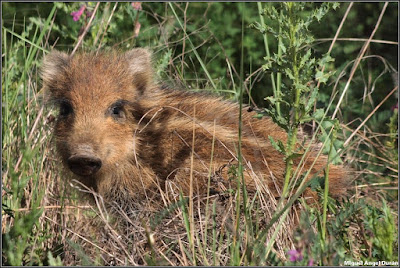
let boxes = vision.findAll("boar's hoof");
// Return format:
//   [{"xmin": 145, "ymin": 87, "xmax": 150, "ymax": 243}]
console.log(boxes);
[{"xmin": 67, "ymin": 155, "xmax": 102, "ymax": 176}]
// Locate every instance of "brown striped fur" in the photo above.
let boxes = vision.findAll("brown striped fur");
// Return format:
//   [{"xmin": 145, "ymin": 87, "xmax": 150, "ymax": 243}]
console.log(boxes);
[{"xmin": 42, "ymin": 48, "xmax": 351, "ymax": 205}]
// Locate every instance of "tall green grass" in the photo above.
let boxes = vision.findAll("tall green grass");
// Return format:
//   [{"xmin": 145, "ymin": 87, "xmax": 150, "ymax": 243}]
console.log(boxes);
[{"xmin": 2, "ymin": 5, "xmax": 62, "ymax": 265}]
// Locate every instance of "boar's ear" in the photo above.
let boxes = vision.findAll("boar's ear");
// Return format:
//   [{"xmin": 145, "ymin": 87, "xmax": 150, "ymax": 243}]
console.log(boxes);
[
  {"xmin": 125, "ymin": 48, "xmax": 153, "ymax": 93},
  {"xmin": 41, "ymin": 50, "xmax": 70, "ymax": 93}
]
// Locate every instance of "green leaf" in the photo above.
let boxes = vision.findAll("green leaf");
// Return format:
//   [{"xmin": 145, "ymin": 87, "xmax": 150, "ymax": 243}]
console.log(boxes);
[
  {"xmin": 268, "ymin": 136, "xmax": 285, "ymax": 154},
  {"xmin": 279, "ymin": 41, "xmax": 287, "ymax": 54},
  {"xmin": 313, "ymin": 109, "xmax": 325, "ymax": 121},
  {"xmin": 299, "ymin": 49, "xmax": 312, "ymax": 69},
  {"xmin": 322, "ymin": 54, "xmax": 334, "ymax": 64},
  {"xmin": 315, "ymin": 70, "xmax": 330, "ymax": 84},
  {"xmin": 305, "ymin": 86, "xmax": 319, "ymax": 113},
  {"xmin": 332, "ymin": 2, "xmax": 340, "ymax": 10},
  {"xmin": 285, "ymin": 68, "xmax": 295, "ymax": 80},
  {"xmin": 286, "ymin": 152, "xmax": 304, "ymax": 162}
]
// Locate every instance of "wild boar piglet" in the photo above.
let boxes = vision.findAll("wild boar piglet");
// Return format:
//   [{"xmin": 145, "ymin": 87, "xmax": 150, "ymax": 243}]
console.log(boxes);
[{"xmin": 42, "ymin": 48, "xmax": 351, "ymax": 204}]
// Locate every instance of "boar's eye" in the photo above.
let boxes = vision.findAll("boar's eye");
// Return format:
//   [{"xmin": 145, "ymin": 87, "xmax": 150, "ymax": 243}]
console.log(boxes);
[
  {"xmin": 109, "ymin": 101, "xmax": 126, "ymax": 120},
  {"xmin": 59, "ymin": 101, "xmax": 73, "ymax": 117}
]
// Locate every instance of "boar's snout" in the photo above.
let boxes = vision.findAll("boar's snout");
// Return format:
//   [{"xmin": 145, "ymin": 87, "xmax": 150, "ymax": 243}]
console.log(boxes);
[
  {"xmin": 67, "ymin": 155, "xmax": 102, "ymax": 176},
  {"xmin": 67, "ymin": 144, "xmax": 102, "ymax": 176}
]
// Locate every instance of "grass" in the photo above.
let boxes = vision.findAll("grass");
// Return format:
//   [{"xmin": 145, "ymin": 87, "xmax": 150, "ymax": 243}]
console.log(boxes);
[{"xmin": 2, "ymin": 2, "xmax": 398, "ymax": 266}]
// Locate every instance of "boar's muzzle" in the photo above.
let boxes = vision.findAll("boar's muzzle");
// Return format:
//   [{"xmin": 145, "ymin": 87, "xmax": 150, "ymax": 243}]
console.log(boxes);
[{"xmin": 67, "ymin": 145, "xmax": 102, "ymax": 176}]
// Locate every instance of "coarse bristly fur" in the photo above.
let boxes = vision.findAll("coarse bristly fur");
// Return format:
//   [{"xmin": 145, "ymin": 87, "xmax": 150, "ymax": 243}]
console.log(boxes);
[{"xmin": 41, "ymin": 48, "xmax": 352, "ymax": 208}]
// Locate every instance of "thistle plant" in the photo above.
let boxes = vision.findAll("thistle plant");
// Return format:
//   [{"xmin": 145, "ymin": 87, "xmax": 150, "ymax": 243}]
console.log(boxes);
[{"xmin": 252, "ymin": 2, "xmax": 340, "ymax": 200}]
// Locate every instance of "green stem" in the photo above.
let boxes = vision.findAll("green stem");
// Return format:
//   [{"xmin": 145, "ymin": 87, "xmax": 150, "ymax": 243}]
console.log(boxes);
[
  {"xmin": 276, "ymin": 9, "xmax": 283, "ymax": 115},
  {"xmin": 281, "ymin": 3, "xmax": 300, "ymax": 201},
  {"xmin": 281, "ymin": 125, "xmax": 298, "ymax": 200},
  {"xmin": 322, "ymin": 122, "xmax": 337, "ymax": 242},
  {"xmin": 257, "ymin": 2, "xmax": 280, "ymax": 116}
]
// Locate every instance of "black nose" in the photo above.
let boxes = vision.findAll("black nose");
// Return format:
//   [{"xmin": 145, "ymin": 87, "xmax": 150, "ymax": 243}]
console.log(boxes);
[{"xmin": 67, "ymin": 155, "xmax": 102, "ymax": 176}]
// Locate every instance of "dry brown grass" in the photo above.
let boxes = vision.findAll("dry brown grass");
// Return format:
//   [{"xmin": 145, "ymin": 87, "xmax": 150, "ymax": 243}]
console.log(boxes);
[
  {"xmin": 19, "ymin": 139, "xmax": 302, "ymax": 265},
  {"xmin": 5, "ymin": 102, "xmax": 396, "ymax": 265}
]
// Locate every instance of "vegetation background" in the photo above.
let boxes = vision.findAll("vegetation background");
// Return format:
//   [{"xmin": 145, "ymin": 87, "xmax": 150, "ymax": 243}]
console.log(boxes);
[{"xmin": 2, "ymin": 1, "xmax": 398, "ymax": 266}]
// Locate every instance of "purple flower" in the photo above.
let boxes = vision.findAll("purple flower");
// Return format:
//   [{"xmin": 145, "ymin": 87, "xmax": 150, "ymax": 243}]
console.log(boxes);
[
  {"xmin": 71, "ymin": 5, "xmax": 86, "ymax": 21},
  {"xmin": 288, "ymin": 249, "xmax": 303, "ymax": 262},
  {"xmin": 308, "ymin": 258, "xmax": 314, "ymax": 266},
  {"xmin": 131, "ymin": 2, "xmax": 142, "ymax": 11}
]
